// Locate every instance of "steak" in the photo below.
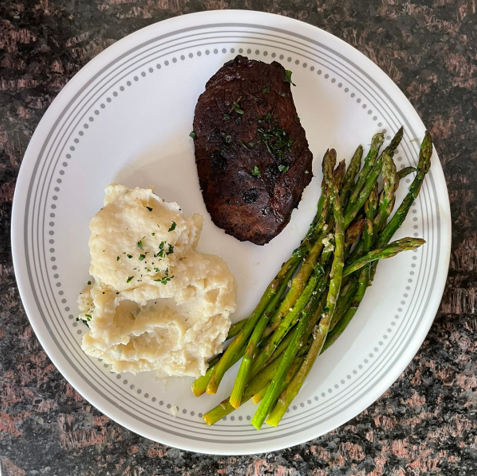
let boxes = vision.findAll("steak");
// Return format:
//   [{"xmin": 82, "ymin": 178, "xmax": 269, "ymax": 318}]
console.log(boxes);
[{"xmin": 192, "ymin": 55, "xmax": 313, "ymax": 245}]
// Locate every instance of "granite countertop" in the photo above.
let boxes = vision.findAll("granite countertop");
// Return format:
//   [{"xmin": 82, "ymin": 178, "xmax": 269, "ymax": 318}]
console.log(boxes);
[{"xmin": 1, "ymin": 1, "xmax": 476, "ymax": 475}]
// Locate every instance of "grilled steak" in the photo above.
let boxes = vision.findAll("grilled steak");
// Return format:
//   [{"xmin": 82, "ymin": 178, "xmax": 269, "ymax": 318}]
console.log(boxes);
[{"xmin": 192, "ymin": 55, "xmax": 313, "ymax": 245}]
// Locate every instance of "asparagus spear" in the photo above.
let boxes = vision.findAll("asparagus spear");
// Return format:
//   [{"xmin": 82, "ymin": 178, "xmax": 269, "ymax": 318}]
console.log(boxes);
[
  {"xmin": 376, "ymin": 132, "xmax": 433, "ymax": 248},
  {"xmin": 206, "ymin": 254, "xmax": 298, "ymax": 394},
  {"xmin": 347, "ymin": 133, "xmax": 384, "ymax": 204},
  {"xmin": 346, "ymin": 152, "xmax": 396, "ymax": 263},
  {"xmin": 373, "ymin": 152, "xmax": 397, "ymax": 235},
  {"xmin": 334, "ymin": 159, "xmax": 347, "ymax": 190},
  {"xmin": 250, "ymin": 264, "xmax": 326, "ymax": 380},
  {"xmin": 220, "ymin": 282, "xmax": 326, "ymax": 411},
  {"xmin": 266, "ymin": 151, "xmax": 346, "ymax": 427},
  {"xmin": 345, "ymin": 218, "xmax": 366, "ymax": 247},
  {"xmin": 227, "ymin": 319, "xmax": 247, "ymax": 340},
  {"xmin": 329, "ymin": 278, "xmax": 358, "ymax": 331},
  {"xmin": 383, "ymin": 126, "xmax": 404, "ymax": 157},
  {"xmin": 342, "ymin": 237, "xmax": 426, "ymax": 277},
  {"xmin": 397, "ymin": 166, "xmax": 416, "ymax": 180},
  {"xmin": 343, "ymin": 155, "xmax": 383, "ymax": 228},
  {"xmin": 266, "ymin": 188, "xmax": 332, "ymax": 334},
  {"xmin": 254, "ymin": 293, "xmax": 327, "ymax": 407},
  {"xmin": 326, "ymin": 133, "xmax": 431, "ymax": 349},
  {"xmin": 251, "ymin": 289, "xmax": 316, "ymax": 429},
  {"xmin": 252, "ymin": 355, "xmax": 305, "ymax": 404},
  {"xmin": 364, "ymin": 185, "xmax": 378, "ymax": 250},
  {"xmin": 340, "ymin": 145, "xmax": 363, "ymax": 207},
  {"xmin": 229, "ymin": 254, "xmax": 310, "ymax": 407},
  {"xmin": 204, "ymin": 353, "xmax": 283, "ymax": 425}
]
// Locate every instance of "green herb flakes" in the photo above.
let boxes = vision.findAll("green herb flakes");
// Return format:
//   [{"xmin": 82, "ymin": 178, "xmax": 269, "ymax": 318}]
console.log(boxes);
[
  {"xmin": 284, "ymin": 70, "xmax": 296, "ymax": 86},
  {"xmin": 138, "ymin": 254, "xmax": 146, "ymax": 261},
  {"xmin": 278, "ymin": 164, "xmax": 289, "ymax": 173},
  {"xmin": 168, "ymin": 221, "xmax": 177, "ymax": 232},
  {"xmin": 154, "ymin": 268, "xmax": 174, "ymax": 285},
  {"xmin": 146, "ymin": 206, "xmax": 153, "ymax": 211},
  {"xmin": 232, "ymin": 102, "xmax": 244, "ymax": 115},
  {"xmin": 225, "ymin": 135, "xmax": 232, "ymax": 143},
  {"xmin": 137, "ymin": 240, "xmax": 144, "ymax": 250},
  {"xmin": 87, "ymin": 281, "xmax": 91, "ymax": 285},
  {"xmin": 126, "ymin": 276, "xmax": 134, "ymax": 283},
  {"xmin": 223, "ymin": 114, "xmax": 231, "ymax": 121},
  {"xmin": 262, "ymin": 86, "xmax": 270, "ymax": 93},
  {"xmin": 251, "ymin": 166, "xmax": 261, "ymax": 178},
  {"xmin": 189, "ymin": 131, "xmax": 196, "ymax": 139},
  {"xmin": 127, "ymin": 254, "xmax": 133, "ymax": 259}
]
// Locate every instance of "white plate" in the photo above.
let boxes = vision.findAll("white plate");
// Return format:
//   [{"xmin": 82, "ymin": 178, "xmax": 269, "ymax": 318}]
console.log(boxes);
[{"xmin": 12, "ymin": 10, "xmax": 451, "ymax": 455}]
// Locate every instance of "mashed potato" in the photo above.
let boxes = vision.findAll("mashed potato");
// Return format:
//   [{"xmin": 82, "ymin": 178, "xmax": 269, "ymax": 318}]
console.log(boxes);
[{"xmin": 78, "ymin": 184, "xmax": 237, "ymax": 378}]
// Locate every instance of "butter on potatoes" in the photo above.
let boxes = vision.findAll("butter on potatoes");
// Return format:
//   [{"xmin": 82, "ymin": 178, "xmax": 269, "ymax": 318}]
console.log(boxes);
[{"xmin": 79, "ymin": 184, "xmax": 236, "ymax": 378}]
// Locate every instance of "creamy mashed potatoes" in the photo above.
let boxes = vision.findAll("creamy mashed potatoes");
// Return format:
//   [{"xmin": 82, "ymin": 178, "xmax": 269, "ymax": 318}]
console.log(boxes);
[{"xmin": 78, "ymin": 184, "xmax": 237, "ymax": 378}]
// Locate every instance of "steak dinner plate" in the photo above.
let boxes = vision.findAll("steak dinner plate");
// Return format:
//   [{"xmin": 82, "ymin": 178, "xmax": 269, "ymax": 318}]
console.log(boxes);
[{"xmin": 12, "ymin": 10, "xmax": 451, "ymax": 455}]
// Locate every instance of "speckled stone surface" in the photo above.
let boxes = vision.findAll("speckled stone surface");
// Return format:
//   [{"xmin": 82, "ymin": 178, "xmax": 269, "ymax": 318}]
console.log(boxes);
[{"xmin": 1, "ymin": 1, "xmax": 476, "ymax": 475}]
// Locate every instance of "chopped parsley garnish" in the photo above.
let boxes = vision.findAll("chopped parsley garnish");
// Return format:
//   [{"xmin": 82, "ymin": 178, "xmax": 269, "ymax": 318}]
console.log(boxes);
[
  {"xmin": 154, "ymin": 267, "xmax": 160, "ymax": 273},
  {"xmin": 138, "ymin": 254, "xmax": 146, "ymax": 261},
  {"xmin": 281, "ymin": 93, "xmax": 286, "ymax": 97},
  {"xmin": 232, "ymin": 102, "xmax": 244, "ymax": 115},
  {"xmin": 155, "ymin": 276, "xmax": 173, "ymax": 285},
  {"xmin": 278, "ymin": 164, "xmax": 289, "ymax": 173},
  {"xmin": 87, "ymin": 281, "xmax": 91, "ymax": 285},
  {"xmin": 284, "ymin": 70, "xmax": 296, "ymax": 86},
  {"xmin": 126, "ymin": 276, "xmax": 134, "ymax": 283},
  {"xmin": 189, "ymin": 131, "xmax": 196, "ymax": 139},
  {"xmin": 117, "ymin": 256, "xmax": 120, "ymax": 261},
  {"xmin": 154, "ymin": 268, "xmax": 174, "ymax": 285},
  {"xmin": 225, "ymin": 135, "xmax": 232, "ymax": 143},
  {"xmin": 248, "ymin": 141, "xmax": 254, "ymax": 148},
  {"xmin": 151, "ymin": 232, "xmax": 155, "ymax": 236},
  {"xmin": 137, "ymin": 240, "xmax": 144, "ymax": 250},
  {"xmin": 146, "ymin": 206, "xmax": 153, "ymax": 211},
  {"xmin": 258, "ymin": 115, "xmax": 293, "ymax": 161},
  {"xmin": 251, "ymin": 166, "xmax": 261, "ymax": 178},
  {"xmin": 157, "ymin": 241, "xmax": 166, "ymax": 258},
  {"xmin": 167, "ymin": 244, "xmax": 174, "ymax": 255},
  {"xmin": 127, "ymin": 254, "xmax": 133, "ymax": 259},
  {"xmin": 168, "ymin": 221, "xmax": 177, "ymax": 232},
  {"xmin": 304, "ymin": 170, "xmax": 310, "ymax": 174},
  {"xmin": 76, "ymin": 314, "xmax": 92, "ymax": 327},
  {"xmin": 223, "ymin": 114, "xmax": 231, "ymax": 121},
  {"xmin": 262, "ymin": 86, "xmax": 270, "ymax": 93},
  {"xmin": 145, "ymin": 267, "xmax": 151, "ymax": 272}
]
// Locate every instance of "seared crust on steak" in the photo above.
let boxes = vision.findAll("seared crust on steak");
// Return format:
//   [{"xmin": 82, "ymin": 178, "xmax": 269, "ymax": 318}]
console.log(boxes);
[{"xmin": 193, "ymin": 55, "xmax": 313, "ymax": 245}]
